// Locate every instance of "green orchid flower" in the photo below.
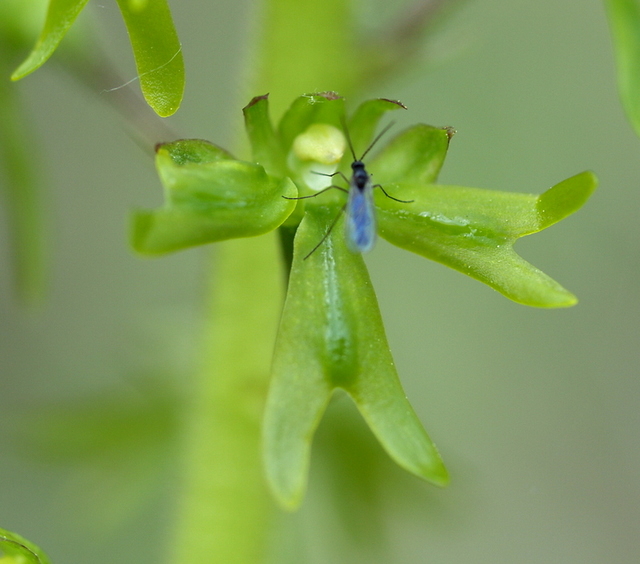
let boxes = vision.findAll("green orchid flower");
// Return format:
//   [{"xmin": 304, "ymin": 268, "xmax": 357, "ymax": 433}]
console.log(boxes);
[{"xmin": 131, "ymin": 92, "xmax": 597, "ymax": 508}]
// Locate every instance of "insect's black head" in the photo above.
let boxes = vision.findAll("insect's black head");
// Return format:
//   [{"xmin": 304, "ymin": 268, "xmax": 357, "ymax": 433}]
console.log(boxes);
[{"xmin": 351, "ymin": 160, "xmax": 369, "ymax": 189}]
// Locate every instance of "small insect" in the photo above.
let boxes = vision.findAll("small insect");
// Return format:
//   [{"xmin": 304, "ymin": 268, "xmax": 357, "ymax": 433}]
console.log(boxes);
[{"xmin": 285, "ymin": 121, "xmax": 413, "ymax": 260}]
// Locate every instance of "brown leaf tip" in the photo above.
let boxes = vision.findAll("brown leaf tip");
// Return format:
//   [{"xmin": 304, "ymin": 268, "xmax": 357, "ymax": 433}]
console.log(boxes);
[
  {"xmin": 379, "ymin": 98, "xmax": 408, "ymax": 109},
  {"xmin": 244, "ymin": 94, "xmax": 270, "ymax": 110},
  {"xmin": 443, "ymin": 126, "xmax": 456, "ymax": 141}
]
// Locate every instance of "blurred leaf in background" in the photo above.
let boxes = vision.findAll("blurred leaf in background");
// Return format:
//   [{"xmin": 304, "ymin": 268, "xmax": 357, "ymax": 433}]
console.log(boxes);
[
  {"xmin": 605, "ymin": 0, "xmax": 640, "ymax": 136},
  {"xmin": 1, "ymin": 0, "xmax": 185, "ymax": 303},
  {"xmin": 0, "ymin": 0, "xmax": 50, "ymax": 304},
  {"xmin": 9, "ymin": 375, "xmax": 181, "ymax": 533}
]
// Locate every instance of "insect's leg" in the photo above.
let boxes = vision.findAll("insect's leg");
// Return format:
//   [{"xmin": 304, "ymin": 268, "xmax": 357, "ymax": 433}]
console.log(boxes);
[
  {"xmin": 303, "ymin": 204, "xmax": 347, "ymax": 260},
  {"xmin": 283, "ymin": 185, "xmax": 349, "ymax": 200},
  {"xmin": 311, "ymin": 170, "xmax": 350, "ymax": 183},
  {"xmin": 374, "ymin": 184, "xmax": 414, "ymax": 204}
]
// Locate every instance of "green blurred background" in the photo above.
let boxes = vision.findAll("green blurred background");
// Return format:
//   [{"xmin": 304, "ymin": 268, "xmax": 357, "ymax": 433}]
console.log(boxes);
[{"xmin": 1, "ymin": 0, "xmax": 639, "ymax": 563}]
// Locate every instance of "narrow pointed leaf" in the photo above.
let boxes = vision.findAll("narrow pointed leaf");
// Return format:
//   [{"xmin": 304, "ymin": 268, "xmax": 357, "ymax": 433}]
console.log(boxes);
[
  {"xmin": 0, "ymin": 528, "xmax": 51, "ymax": 564},
  {"xmin": 264, "ymin": 204, "xmax": 447, "ymax": 509},
  {"xmin": 11, "ymin": 0, "xmax": 90, "ymax": 81},
  {"xmin": 114, "ymin": 0, "xmax": 185, "ymax": 117},
  {"xmin": 605, "ymin": 0, "xmax": 640, "ymax": 136},
  {"xmin": 131, "ymin": 139, "xmax": 296, "ymax": 254},
  {"xmin": 377, "ymin": 171, "xmax": 597, "ymax": 307}
]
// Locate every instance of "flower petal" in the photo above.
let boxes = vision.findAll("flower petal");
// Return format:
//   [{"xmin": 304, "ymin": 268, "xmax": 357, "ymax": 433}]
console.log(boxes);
[
  {"xmin": 243, "ymin": 94, "xmax": 287, "ymax": 177},
  {"xmin": 346, "ymin": 98, "xmax": 407, "ymax": 161},
  {"xmin": 369, "ymin": 123, "xmax": 454, "ymax": 185},
  {"xmin": 278, "ymin": 92, "xmax": 345, "ymax": 153}
]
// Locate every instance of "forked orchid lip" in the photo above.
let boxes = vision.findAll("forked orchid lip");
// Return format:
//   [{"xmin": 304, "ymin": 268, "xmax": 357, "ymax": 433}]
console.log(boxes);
[{"xmin": 130, "ymin": 93, "xmax": 595, "ymax": 509}]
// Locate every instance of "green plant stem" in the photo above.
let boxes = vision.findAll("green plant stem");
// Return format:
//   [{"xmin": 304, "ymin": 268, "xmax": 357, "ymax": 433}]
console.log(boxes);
[
  {"xmin": 171, "ymin": 233, "xmax": 282, "ymax": 564},
  {"xmin": 171, "ymin": 1, "xmax": 358, "ymax": 559},
  {"xmin": 253, "ymin": 0, "xmax": 354, "ymax": 117}
]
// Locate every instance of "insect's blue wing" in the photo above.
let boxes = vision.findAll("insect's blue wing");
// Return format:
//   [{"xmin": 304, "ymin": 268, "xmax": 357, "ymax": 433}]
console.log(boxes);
[{"xmin": 345, "ymin": 183, "xmax": 376, "ymax": 253}]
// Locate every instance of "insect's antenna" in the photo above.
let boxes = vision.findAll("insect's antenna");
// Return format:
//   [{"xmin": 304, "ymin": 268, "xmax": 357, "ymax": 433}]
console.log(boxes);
[
  {"xmin": 360, "ymin": 121, "xmax": 395, "ymax": 161},
  {"xmin": 340, "ymin": 115, "xmax": 358, "ymax": 162}
]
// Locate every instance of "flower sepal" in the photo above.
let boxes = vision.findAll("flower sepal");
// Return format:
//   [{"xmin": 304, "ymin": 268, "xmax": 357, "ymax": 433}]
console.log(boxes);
[{"xmin": 130, "ymin": 139, "xmax": 297, "ymax": 255}]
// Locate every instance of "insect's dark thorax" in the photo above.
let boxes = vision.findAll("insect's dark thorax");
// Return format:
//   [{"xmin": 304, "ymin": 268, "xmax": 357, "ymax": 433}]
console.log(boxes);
[{"xmin": 351, "ymin": 161, "xmax": 369, "ymax": 191}]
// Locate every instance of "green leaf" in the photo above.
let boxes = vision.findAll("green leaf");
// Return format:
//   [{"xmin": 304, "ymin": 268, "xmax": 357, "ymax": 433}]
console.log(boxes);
[
  {"xmin": 19, "ymin": 387, "xmax": 177, "ymax": 463},
  {"xmin": 114, "ymin": 0, "xmax": 185, "ymax": 117},
  {"xmin": 11, "ymin": 0, "xmax": 90, "ymax": 81},
  {"xmin": 243, "ymin": 94, "xmax": 287, "ymax": 177},
  {"xmin": 376, "ymin": 171, "xmax": 598, "ymax": 307},
  {"xmin": 605, "ymin": 0, "xmax": 640, "ymax": 136},
  {"xmin": 131, "ymin": 139, "xmax": 297, "ymax": 254},
  {"xmin": 0, "ymin": 528, "xmax": 51, "ymax": 564},
  {"xmin": 264, "ymin": 203, "xmax": 448, "ymax": 509}
]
